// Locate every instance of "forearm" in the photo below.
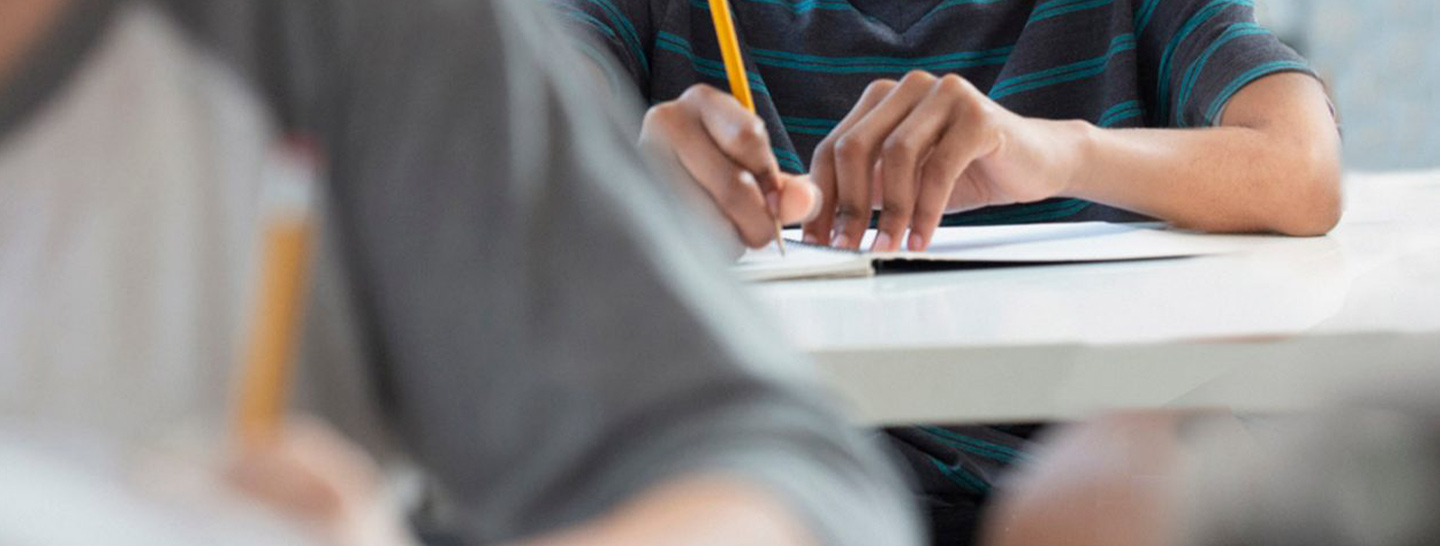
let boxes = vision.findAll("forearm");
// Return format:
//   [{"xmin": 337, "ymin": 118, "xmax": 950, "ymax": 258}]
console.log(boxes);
[
  {"xmin": 1066, "ymin": 122, "xmax": 1341, "ymax": 235},
  {"xmin": 517, "ymin": 477, "xmax": 816, "ymax": 546},
  {"xmin": 1063, "ymin": 73, "xmax": 1342, "ymax": 236}
]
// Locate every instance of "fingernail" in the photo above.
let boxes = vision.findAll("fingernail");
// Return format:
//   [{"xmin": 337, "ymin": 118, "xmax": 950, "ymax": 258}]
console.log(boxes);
[
  {"xmin": 873, "ymin": 232, "xmax": 893, "ymax": 252},
  {"xmin": 738, "ymin": 170, "xmax": 758, "ymax": 188},
  {"xmin": 832, "ymin": 234, "xmax": 851, "ymax": 249},
  {"xmin": 803, "ymin": 233, "xmax": 819, "ymax": 245},
  {"xmin": 908, "ymin": 232, "xmax": 924, "ymax": 251},
  {"xmin": 766, "ymin": 191, "xmax": 781, "ymax": 218}
]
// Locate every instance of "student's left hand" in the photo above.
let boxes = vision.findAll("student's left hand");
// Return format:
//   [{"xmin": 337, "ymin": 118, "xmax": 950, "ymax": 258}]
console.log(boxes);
[
  {"xmin": 227, "ymin": 417, "xmax": 417, "ymax": 546},
  {"xmin": 803, "ymin": 70, "xmax": 1089, "ymax": 252}
]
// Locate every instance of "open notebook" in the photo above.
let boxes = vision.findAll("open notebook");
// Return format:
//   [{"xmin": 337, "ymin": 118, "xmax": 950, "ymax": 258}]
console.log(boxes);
[{"xmin": 735, "ymin": 222, "xmax": 1277, "ymax": 282}]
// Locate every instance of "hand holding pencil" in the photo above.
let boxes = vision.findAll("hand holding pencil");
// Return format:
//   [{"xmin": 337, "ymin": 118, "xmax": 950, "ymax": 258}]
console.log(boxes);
[
  {"xmin": 705, "ymin": 0, "xmax": 785, "ymax": 254},
  {"xmin": 634, "ymin": 1, "xmax": 820, "ymax": 251}
]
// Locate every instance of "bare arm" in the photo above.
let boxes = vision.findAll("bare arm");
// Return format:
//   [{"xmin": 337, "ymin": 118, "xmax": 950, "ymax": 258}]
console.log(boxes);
[
  {"xmin": 803, "ymin": 71, "xmax": 1342, "ymax": 252},
  {"xmin": 1069, "ymin": 73, "xmax": 1342, "ymax": 236}
]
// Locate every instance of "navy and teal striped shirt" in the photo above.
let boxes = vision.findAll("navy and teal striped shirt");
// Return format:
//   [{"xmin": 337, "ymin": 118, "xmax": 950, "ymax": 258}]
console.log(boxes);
[{"xmin": 556, "ymin": 0, "xmax": 1315, "ymax": 225}]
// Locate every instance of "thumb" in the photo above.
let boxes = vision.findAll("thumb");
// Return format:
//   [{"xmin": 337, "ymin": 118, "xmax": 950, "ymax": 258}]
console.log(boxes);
[{"xmin": 777, "ymin": 174, "xmax": 822, "ymax": 226}]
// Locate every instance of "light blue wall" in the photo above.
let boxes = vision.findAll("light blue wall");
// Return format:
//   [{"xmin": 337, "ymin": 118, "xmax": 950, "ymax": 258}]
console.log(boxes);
[{"xmin": 1261, "ymin": 0, "xmax": 1440, "ymax": 170}]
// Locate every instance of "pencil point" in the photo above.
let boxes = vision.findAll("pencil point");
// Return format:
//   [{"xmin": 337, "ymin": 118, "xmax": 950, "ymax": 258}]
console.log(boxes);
[{"xmin": 776, "ymin": 222, "xmax": 788, "ymax": 256}]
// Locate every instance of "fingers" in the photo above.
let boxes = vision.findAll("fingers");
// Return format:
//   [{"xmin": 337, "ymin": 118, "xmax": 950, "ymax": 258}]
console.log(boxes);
[
  {"xmin": 803, "ymin": 78, "xmax": 896, "ymax": 246},
  {"xmin": 912, "ymin": 77, "xmax": 1004, "ymax": 250},
  {"xmin": 909, "ymin": 166, "xmax": 959, "ymax": 251},
  {"xmin": 805, "ymin": 72, "xmax": 999, "ymax": 252},
  {"xmin": 687, "ymin": 86, "xmax": 784, "ymax": 198},
  {"xmin": 228, "ymin": 417, "xmax": 379, "ymax": 522},
  {"xmin": 872, "ymin": 78, "xmax": 958, "ymax": 251},
  {"xmin": 230, "ymin": 448, "xmax": 344, "ymax": 521},
  {"xmin": 672, "ymin": 137, "xmax": 776, "ymax": 248},
  {"xmin": 643, "ymin": 78, "xmax": 1008, "ymax": 252},
  {"xmin": 640, "ymin": 85, "xmax": 783, "ymax": 248},
  {"xmin": 831, "ymin": 71, "xmax": 937, "ymax": 250},
  {"xmin": 777, "ymin": 174, "xmax": 822, "ymax": 226}
]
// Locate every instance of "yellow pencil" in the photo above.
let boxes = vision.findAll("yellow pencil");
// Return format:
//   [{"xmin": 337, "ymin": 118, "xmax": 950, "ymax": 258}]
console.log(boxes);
[
  {"xmin": 707, "ymin": 0, "xmax": 786, "ymax": 255},
  {"xmin": 235, "ymin": 171, "xmax": 316, "ymax": 449}
]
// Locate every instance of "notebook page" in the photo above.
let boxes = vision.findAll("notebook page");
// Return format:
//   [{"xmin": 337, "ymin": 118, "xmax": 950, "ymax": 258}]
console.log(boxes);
[
  {"xmin": 735, "ymin": 223, "xmax": 1282, "ymax": 281},
  {"xmin": 734, "ymin": 241, "xmax": 871, "ymax": 282},
  {"xmin": 871, "ymin": 222, "xmax": 1269, "ymax": 263}
]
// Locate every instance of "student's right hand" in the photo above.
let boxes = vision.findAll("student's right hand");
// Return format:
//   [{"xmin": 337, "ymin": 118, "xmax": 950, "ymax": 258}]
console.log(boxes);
[{"xmin": 641, "ymin": 84, "xmax": 821, "ymax": 248}]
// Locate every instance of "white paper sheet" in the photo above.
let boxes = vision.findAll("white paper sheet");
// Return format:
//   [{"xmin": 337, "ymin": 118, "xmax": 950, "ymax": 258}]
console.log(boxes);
[
  {"xmin": 735, "ymin": 222, "xmax": 1286, "ymax": 282},
  {"xmin": 734, "ymin": 241, "xmax": 872, "ymax": 282}
]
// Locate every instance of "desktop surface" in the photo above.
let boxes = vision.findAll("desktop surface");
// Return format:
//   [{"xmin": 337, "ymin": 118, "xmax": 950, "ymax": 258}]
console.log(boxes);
[{"xmin": 747, "ymin": 171, "xmax": 1440, "ymax": 424}]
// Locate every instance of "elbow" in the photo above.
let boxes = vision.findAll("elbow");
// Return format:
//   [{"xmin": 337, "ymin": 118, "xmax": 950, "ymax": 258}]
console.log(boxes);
[
  {"xmin": 1269, "ymin": 140, "xmax": 1344, "ymax": 237},
  {"xmin": 1274, "ymin": 171, "xmax": 1342, "ymax": 237}
]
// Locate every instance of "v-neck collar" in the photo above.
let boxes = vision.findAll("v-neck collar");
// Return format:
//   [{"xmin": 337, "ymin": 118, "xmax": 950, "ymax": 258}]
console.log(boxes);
[
  {"xmin": 844, "ymin": 0, "xmax": 946, "ymax": 34},
  {"xmin": 0, "ymin": 0, "xmax": 117, "ymax": 149}
]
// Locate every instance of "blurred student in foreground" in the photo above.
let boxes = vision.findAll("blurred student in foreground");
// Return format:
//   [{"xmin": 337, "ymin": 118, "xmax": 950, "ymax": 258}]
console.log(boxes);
[{"xmin": 0, "ymin": 0, "xmax": 920, "ymax": 544}]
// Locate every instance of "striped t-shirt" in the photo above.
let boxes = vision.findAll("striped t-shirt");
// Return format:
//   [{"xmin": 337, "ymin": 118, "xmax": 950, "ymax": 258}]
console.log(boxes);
[{"xmin": 556, "ymin": 0, "xmax": 1314, "ymax": 225}]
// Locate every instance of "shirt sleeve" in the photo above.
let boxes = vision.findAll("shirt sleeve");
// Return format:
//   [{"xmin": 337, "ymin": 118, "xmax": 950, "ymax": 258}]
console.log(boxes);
[
  {"xmin": 1134, "ymin": 0, "xmax": 1317, "ymax": 128},
  {"xmin": 164, "ymin": 0, "xmax": 922, "ymax": 544},
  {"xmin": 549, "ymin": 0, "xmax": 653, "ymax": 97}
]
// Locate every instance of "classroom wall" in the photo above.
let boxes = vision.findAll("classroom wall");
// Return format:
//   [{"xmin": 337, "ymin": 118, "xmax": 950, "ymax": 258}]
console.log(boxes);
[{"xmin": 1260, "ymin": 0, "xmax": 1440, "ymax": 171}]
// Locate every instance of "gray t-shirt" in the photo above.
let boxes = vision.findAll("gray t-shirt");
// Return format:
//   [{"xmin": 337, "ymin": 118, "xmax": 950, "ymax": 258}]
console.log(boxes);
[{"xmin": 0, "ymin": 0, "xmax": 920, "ymax": 544}]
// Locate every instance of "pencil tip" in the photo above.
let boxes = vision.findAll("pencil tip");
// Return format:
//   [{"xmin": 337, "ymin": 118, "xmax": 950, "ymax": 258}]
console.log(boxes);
[{"xmin": 776, "ymin": 225, "xmax": 788, "ymax": 257}]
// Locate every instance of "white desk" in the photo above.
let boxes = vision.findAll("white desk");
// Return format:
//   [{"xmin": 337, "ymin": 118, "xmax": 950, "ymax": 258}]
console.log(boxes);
[{"xmin": 748, "ymin": 171, "xmax": 1440, "ymax": 425}]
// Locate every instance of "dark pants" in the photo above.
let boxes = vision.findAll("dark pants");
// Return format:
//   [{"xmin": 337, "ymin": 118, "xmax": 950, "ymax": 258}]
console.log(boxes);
[{"xmin": 883, "ymin": 425, "xmax": 1046, "ymax": 546}]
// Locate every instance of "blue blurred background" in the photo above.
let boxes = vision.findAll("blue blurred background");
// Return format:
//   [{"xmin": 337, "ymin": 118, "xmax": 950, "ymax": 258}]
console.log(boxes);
[{"xmin": 1260, "ymin": 0, "xmax": 1440, "ymax": 171}]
